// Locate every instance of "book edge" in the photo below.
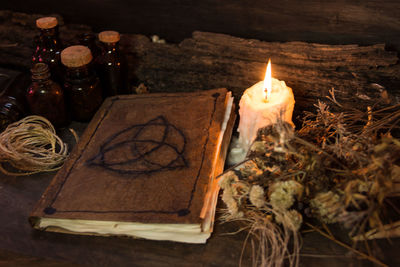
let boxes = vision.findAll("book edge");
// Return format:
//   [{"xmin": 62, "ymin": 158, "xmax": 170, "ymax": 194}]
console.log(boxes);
[
  {"xmin": 35, "ymin": 217, "xmax": 210, "ymax": 244},
  {"xmin": 201, "ymin": 94, "xmax": 236, "ymax": 233}
]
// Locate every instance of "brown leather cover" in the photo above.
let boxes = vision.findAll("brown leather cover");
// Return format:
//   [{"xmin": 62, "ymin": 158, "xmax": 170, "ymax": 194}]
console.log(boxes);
[{"xmin": 30, "ymin": 88, "xmax": 233, "ymax": 226}]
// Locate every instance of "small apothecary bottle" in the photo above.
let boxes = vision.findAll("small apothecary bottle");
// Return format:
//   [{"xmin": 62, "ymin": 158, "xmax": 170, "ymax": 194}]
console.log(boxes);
[
  {"xmin": 78, "ymin": 33, "xmax": 101, "ymax": 61},
  {"xmin": 26, "ymin": 63, "xmax": 67, "ymax": 127},
  {"xmin": 61, "ymin": 45, "xmax": 103, "ymax": 122},
  {"xmin": 97, "ymin": 31, "xmax": 127, "ymax": 96},
  {"xmin": 0, "ymin": 74, "xmax": 29, "ymax": 131},
  {"xmin": 32, "ymin": 17, "xmax": 63, "ymax": 84}
]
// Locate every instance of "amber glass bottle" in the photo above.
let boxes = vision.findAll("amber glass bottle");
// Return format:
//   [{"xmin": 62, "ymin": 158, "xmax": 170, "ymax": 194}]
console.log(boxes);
[
  {"xmin": 32, "ymin": 17, "xmax": 63, "ymax": 84},
  {"xmin": 26, "ymin": 63, "xmax": 67, "ymax": 127},
  {"xmin": 61, "ymin": 45, "xmax": 103, "ymax": 122},
  {"xmin": 97, "ymin": 31, "xmax": 127, "ymax": 96},
  {"xmin": 0, "ymin": 72, "xmax": 29, "ymax": 131},
  {"xmin": 78, "ymin": 33, "xmax": 101, "ymax": 61}
]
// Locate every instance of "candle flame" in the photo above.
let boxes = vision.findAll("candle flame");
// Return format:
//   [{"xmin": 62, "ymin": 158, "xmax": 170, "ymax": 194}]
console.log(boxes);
[{"xmin": 263, "ymin": 59, "xmax": 272, "ymax": 100}]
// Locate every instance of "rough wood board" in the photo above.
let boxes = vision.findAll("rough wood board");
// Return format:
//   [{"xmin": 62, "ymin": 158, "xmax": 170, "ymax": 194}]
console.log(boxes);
[
  {"xmin": 1, "ymin": 10, "xmax": 399, "ymax": 119},
  {"xmin": 132, "ymin": 31, "xmax": 400, "ymax": 111},
  {"xmin": 2, "ymin": 0, "xmax": 400, "ymax": 52}
]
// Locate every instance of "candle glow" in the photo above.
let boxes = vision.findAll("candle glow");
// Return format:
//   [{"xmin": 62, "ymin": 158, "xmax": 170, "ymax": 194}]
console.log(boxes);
[
  {"xmin": 228, "ymin": 60, "xmax": 295, "ymax": 165},
  {"xmin": 263, "ymin": 59, "xmax": 272, "ymax": 101}
]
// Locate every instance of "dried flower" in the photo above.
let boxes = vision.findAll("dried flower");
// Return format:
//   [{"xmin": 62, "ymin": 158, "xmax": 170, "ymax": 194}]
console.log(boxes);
[
  {"xmin": 249, "ymin": 185, "xmax": 266, "ymax": 208},
  {"xmin": 222, "ymin": 187, "xmax": 242, "ymax": 218},
  {"xmin": 287, "ymin": 210, "xmax": 303, "ymax": 231},
  {"xmin": 151, "ymin": 35, "xmax": 166, "ymax": 43},
  {"xmin": 134, "ymin": 83, "xmax": 149, "ymax": 94},
  {"xmin": 218, "ymin": 171, "xmax": 239, "ymax": 189},
  {"xmin": 253, "ymin": 157, "xmax": 280, "ymax": 173},
  {"xmin": 310, "ymin": 191, "xmax": 343, "ymax": 224},
  {"xmin": 237, "ymin": 160, "xmax": 263, "ymax": 178},
  {"xmin": 219, "ymin": 171, "xmax": 246, "ymax": 218},
  {"xmin": 275, "ymin": 210, "xmax": 303, "ymax": 231},
  {"xmin": 250, "ymin": 141, "xmax": 267, "ymax": 154},
  {"xmin": 269, "ymin": 180, "xmax": 303, "ymax": 211},
  {"xmin": 218, "ymin": 95, "xmax": 400, "ymax": 267}
]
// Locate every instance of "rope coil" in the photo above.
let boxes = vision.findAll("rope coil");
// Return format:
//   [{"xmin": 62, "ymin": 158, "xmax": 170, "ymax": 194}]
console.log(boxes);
[{"xmin": 0, "ymin": 115, "xmax": 68, "ymax": 175}]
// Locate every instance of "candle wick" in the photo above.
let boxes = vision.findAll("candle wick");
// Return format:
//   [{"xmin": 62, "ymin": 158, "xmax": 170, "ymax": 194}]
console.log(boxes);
[{"xmin": 263, "ymin": 89, "xmax": 269, "ymax": 103}]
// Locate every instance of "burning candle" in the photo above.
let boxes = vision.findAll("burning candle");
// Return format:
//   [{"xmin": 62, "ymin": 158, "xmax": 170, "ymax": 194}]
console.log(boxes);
[{"xmin": 228, "ymin": 60, "xmax": 295, "ymax": 164}]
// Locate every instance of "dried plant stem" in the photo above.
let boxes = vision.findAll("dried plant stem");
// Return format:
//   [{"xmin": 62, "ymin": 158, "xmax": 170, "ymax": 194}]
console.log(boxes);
[
  {"xmin": 300, "ymin": 229, "xmax": 316, "ymax": 234},
  {"xmin": 293, "ymin": 136, "xmax": 349, "ymax": 171},
  {"xmin": 305, "ymin": 222, "xmax": 388, "ymax": 267},
  {"xmin": 234, "ymin": 210, "xmax": 301, "ymax": 267},
  {"xmin": 385, "ymin": 199, "xmax": 400, "ymax": 216},
  {"xmin": 321, "ymin": 223, "xmax": 333, "ymax": 237},
  {"xmin": 220, "ymin": 98, "xmax": 400, "ymax": 267},
  {"xmin": 300, "ymin": 253, "xmax": 352, "ymax": 258},
  {"xmin": 364, "ymin": 239, "xmax": 372, "ymax": 258}
]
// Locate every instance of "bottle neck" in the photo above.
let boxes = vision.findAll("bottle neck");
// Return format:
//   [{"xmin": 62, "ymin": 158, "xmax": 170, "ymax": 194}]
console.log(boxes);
[
  {"xmin": 0, "ymin": 93, "xmax": 25, "ymax": 125},
  {"xmin": 0, "ymin": 73, "xmax": 29, "ymax": 126},
  {"xmin": 38, "ymin": 26, "xmax": 61, "ymax": 47},
  {"xmin": 65, "ymin": 65, "xmax": 92, "ymax": 80},
  {"xmin": 32, "ymin": 72, "xmax": 51, "ymax": 82},
  {"xmin": 32, "ymin": 77, "xmax": 52, "ymax": 84},
  {"xmin": 103, "ymin": 41, "xmax": 119, "ymax": 53},
  {"xmin": 31, "ymin": 63, "xmax": 52, "ymax": 82},
  {"xmin": 40, "ymin": 26, "xmax": 59, "ymax": 37},
  {"xmin": 79, "ymin": 33, "xmax": 96, "ymax": 47},
  {"xmin": 79, "ymin": 33, "xmax": 101, "ymax": 59}
]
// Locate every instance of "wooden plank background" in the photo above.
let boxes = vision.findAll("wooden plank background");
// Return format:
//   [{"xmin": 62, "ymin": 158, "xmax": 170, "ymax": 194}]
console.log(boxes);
[
  {"xmin": 1, "ymin": 9, "xmax": 399, "ymax": 124},
  {"xmin": 2, "ymin": 0, "xmax": 400, "ymax": 51}
]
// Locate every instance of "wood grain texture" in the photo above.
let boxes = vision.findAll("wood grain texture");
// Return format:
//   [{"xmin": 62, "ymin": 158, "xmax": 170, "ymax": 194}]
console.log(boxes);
[
  {"xmin": 1, "ymin": 154, "xmax": 399, "ymax": 266},
  {"xmin": 1, "ymin": 10, "xmax": 399, "ymax": 118},
  {"xmin": 0, "ymin": 10, "xmax": 92, "ymax": 67},
  {"xmin": 2, "ymin": 0, "xmax": 400, "ymax": 52},
  {"xmin": 0, "ymin": 249, "xmax": 76, "ymax": 267},
  {"xmin": 131, "ymin": 31, "xmax": 400, "ymax": 122}
]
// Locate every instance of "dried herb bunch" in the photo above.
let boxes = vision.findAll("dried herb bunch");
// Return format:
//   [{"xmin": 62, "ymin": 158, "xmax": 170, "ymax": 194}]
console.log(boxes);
[{"xmin": 219, "ymin": 95, "xmax": 400, "ymax": 267}]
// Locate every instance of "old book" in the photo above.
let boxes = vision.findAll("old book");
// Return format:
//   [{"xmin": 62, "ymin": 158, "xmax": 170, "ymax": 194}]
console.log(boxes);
[{"xmin": 29, "ymin": 88, "xmax": 235, "ymax": 244}]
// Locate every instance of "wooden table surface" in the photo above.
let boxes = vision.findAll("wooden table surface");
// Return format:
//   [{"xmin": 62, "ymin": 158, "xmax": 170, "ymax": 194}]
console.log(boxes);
[{"xmin": 1, "ymin": 122, "xmax": 399, "ymax": 267}]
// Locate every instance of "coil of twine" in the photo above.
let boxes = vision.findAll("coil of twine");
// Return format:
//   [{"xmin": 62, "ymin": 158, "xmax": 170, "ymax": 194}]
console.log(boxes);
[{"xmin": 0, "ymin": 115, "xmax": 68, "ymax": 175}]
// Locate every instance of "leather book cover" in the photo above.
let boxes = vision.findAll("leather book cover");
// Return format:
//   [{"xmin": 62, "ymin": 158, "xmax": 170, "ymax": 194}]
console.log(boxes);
[{"xmin": 30, "ymin": 88, "xmax": 232, "ymax": 227}]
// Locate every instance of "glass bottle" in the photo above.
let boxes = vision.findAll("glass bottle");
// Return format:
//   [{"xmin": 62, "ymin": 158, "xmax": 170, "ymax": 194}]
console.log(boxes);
[
  {"xmin": 0, "ymin": 72, "xmax": 30, "ymax": 131},
  {"xmin": 78, "ymin": 33, "xmax": 101, "ymax": 61},
  {"xmin": 32, "ymin": 17, "xmax": 63, "ymax": 84},
  {"xmin": 26, "ymin": 63, "xmax": 67, "ymax": 127},
  {"xmin": 61, "ymin": 45, "xmax": 103, "ymax": 122},
  {"xmin": 97, "ymin": 31, "xmax": 127, "ymax": 97}
]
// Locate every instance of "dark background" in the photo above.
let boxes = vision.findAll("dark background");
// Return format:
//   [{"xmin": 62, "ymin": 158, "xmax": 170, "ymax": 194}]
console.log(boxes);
[{"xmin": 3, "ymin": 0, "xmax": 400, "ymax": 51}]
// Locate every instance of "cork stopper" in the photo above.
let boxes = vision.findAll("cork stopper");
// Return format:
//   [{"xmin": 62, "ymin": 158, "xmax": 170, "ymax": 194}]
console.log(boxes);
[
  {"xmin": 36, "ymin": 17, "xmax": 58, "ymax": 29},
  {"xmin": 98, "ymin": 31, "xmax": 120, "ymax": 43},
  {"xmin": 61, "ymin": 45, "xmax": 93, "ymax": 67}
]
